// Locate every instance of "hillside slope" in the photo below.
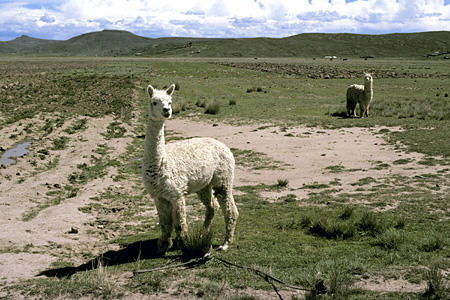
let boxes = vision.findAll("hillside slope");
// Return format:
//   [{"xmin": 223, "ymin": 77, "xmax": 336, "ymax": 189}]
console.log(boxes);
[{"xmin": 0, "ymin": 30, "xmax": 449, "ymax": 57}]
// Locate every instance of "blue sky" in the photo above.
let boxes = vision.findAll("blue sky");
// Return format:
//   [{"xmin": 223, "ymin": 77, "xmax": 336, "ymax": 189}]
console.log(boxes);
[{"xmin": 0, "ymin": 0, "xmax": 449, "ymax": 41}]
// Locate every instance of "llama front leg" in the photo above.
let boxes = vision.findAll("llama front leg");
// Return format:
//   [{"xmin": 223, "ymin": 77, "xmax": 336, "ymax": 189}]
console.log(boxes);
[
  {"xmin": 171, "ymin": 196, "xmax": 188, "ymax": 247},
  {"xmin": 216, "ymin": 187, "xmax": 239, "ymax": 251},
  {"xmin": 364, "ymin": 104, "xmax": 370, "ymax": 117},
  {"xmin": 359, "ymin": 103, "xmax": 367, "ymax": 118},
  {"xmin": 155, "ymin": 199, "xmax": 174, "ymax": 254}
]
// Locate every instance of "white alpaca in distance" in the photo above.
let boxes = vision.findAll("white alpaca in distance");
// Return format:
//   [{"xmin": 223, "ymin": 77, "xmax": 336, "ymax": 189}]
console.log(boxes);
[
  {"xmin": 142, "ymin": 84, "xmax": 238, "ymax": 253},
  {"xmin": 346, "ymin": 73, "xmax": 374, "ymax": 118}
]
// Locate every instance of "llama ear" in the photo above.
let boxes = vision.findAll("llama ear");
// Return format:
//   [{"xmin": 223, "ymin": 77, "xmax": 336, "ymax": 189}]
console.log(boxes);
[
  {"xmin": 166, "ymin": 84, "xmax": 176, "ymax": 96},
  {"xmin": 147, "ymin": 85, "xmax": 155, "ymax": 98}
]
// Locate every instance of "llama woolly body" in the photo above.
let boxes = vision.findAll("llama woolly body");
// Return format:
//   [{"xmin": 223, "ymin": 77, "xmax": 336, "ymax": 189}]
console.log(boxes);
[
  {"xmin": 142, "ymin": 84, "xmax": 238, "ymax": 253},
  {"xmin": 346, "ymin": 73, "xmax": 373, "ymax": 118},
  {"xmin": 143, "ymin": 135, "xmax": 235, "ymax": 200}
]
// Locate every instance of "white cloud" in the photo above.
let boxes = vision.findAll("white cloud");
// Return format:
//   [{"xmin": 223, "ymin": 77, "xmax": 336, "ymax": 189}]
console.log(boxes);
[{"xmin": 0, "ymin": 0, "xmax": 449, "ymax": 40}]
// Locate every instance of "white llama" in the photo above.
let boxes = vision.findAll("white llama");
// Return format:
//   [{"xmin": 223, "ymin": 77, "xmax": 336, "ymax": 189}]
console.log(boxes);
[
  {"xmin": 346, "ymin": 73, "xmax": 373, "ymax": 118},
  {"xmin": 142, "ymin": 84, "xmax": 239, "ymax": 254}
]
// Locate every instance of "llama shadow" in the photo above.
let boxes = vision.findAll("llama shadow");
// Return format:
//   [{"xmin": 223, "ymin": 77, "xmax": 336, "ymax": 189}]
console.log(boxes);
[
  {"xmin": 36, "ymin": 238, "xmax": 178, "ymax": 278},
  {"xmin": 331, "ymin": 111, "xmax": 350, "ymax": 119},
  {"xmin": 331, "ymin": 111, "xmax": 362, "ymax": 119}
]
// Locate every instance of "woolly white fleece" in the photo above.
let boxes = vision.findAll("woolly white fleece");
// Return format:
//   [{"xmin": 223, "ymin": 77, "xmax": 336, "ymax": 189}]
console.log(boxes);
[
  {"xmin": 346, "ymin": 73, "xmax": 374, "ymax": 118},
  {"xmin": 142, "ymin": 84, "xmax": 238, "ymax": 253}
]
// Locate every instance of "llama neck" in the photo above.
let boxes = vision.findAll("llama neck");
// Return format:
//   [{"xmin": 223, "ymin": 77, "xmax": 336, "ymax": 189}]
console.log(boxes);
[
  {"xmin": 143, "ymin": 118, "xmax": 166, "ymax": 169},
  {"xmin": 364, "ymin": 80, "xmax": 373, "ymax": 98}
]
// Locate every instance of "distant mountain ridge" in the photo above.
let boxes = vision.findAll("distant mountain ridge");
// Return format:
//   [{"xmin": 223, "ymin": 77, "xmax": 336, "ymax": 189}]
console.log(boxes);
[{"xmin": 1, "ymin": 29, "xmax": 449, "ymax": 57}]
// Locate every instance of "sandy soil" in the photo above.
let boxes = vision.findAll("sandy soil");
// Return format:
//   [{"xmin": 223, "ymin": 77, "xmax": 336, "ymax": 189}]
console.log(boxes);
[
  {"xmin": 165, "ymin": 119, "xmax": 443, "ymax": 201},
  {"xmin": 0, "ymin": 115, "xmax": 446, "ymax": 297}
]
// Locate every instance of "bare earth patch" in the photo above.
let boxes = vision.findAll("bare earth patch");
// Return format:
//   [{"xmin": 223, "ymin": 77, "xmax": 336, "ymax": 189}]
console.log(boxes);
[
  {"xmin": 165, "ymin": 119, "xmax": 446, "ymax": 201},
  {"xmin": 0, "ymin": 115, "xmax": 131, "ymax": 285},
  {"xmin": 1, "ymin": 116, "xmax": 447, "ymax": 296}
]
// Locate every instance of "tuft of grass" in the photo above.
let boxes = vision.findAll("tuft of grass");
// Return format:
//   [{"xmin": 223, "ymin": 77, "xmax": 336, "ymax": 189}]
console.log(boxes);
[
  {"xmin": 351, "ymin": 177, "xmax": 377, "ymax": 186},
  {"xmin": 373, "ymin": 228, "xmax": 405, "ymax": 250},
  {"xmin": 229, "ymin": 99, "xmax": 237, "ymax": 106},
  {"xmin": 308, "ymin": 218, "xmax": 356, "ymax": 240},
  {"xmin": 231, "ymin": 148, "xmax": 287, "ymax": 170},
  {"xmin": 103, "ymin": 121, "xmax": 126, "ymax": 139},
  {"xmin": 16, "ymin": 261, "xmax": 124, "ymax": 299},
  {"xmin": 205, "ymin": 101, "xmax": 220, "ymax": 115},
  {"xmin": 51, "ymin": 136, "xmax": 70, "ymax": 150},
  {"xmin": 393, "ymin": 158, "xmax": 413, "ymax": 165},
  {"xmin": 180, "ymin": 224, "xmax": 213, "ymax": 260},
  {"xmin": 419, "ymin": 232, "xmax": 446, "ymax": 252},
  {"xmin": 422, "ymin": 264, "xmax": 448, "ymax": 300},
  {"xmin": 172, "ymin": 100, "xmax": 189, "ymax": 114},
  {"xmin": 357, "ymin": 211, "xmax": 387, "ymax": 236},
  {"xmin": 278, "ymin": 193, "xmax": 297, "ymax": 203},
  {"xmin": 302, "ymin": 182, "xmax": 330, "ymax": 189},
  {"xmin": 195, "ymin": 99, "xmax": 206, "ymax": 108},
  {"xmin": 339, "ymin": 206, "xmax": 354, "ymax": 220},
  {"xmin": 325, "ymin": 259, "xmax": 354, "ymax": 298},
  {"xmin": 276, "ymin": 178, "xmax": 289, "ymax": 188},
  {"xmin": 246, "ymin": 87, "xmax": 264, "ymax": 93},
  {"xmin": 64, "ymin": 118, "xmax": 88, "ymax": 134}
]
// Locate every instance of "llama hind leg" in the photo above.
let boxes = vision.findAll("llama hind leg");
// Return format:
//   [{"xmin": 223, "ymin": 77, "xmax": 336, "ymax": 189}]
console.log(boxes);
[
  {"xmin": 155, "ymin": 199, "xmax": 174, "ymax": 254},
  {"xmin": 215, "ymin": 185, "xmax": 239, "ymax": 251},
  {"xmin": 197, "ymin": 185, "xmax": 217, "ymax": 233},
  {"xmin": 346, "ymin": 97, "xmax": 356, "ymax": 117}
]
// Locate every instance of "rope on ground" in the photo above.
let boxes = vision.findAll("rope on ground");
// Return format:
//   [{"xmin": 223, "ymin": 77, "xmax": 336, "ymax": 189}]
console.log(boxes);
[
  {"xmin": 212, "ymin": 255, "xmax": 311, "ymax": 292},
  {"xmin": 133, "ymin": 255, "xmax": 210, "ymax": 275},
  {"xmin": 133, "ymin": 253, "xmax": 311, "ymax": 296}
]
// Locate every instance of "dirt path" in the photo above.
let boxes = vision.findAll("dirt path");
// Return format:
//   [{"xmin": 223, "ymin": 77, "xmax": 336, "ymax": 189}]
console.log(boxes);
[{"xmin": 0, "ymin": 116, "xmax": 445, "ymax": 295}]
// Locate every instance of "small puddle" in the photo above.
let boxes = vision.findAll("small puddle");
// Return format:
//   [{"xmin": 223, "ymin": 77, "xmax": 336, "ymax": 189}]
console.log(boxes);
[{"xmin": 0, "ymin": 141, "xmax": 32, "ymax": 166}]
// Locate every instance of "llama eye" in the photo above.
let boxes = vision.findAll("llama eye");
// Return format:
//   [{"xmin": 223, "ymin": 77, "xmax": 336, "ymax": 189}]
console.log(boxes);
[{"xmin": 152, "ymin": 101, "xmax": 157, "ymax": 106}]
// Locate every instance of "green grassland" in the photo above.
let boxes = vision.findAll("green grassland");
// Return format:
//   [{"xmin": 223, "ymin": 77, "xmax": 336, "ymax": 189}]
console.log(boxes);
[{"xmin": 0, "ymin": 56, "xmax": 449, "ymax": 299}]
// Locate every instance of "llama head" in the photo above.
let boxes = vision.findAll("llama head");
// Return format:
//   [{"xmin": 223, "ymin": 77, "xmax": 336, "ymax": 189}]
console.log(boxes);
[
  {"xmin": 146, "ymin": 84, "xmax": 175, "ymax": 121},
  {"xmin": 364, "ymin": 73, "xmax": 373, "ymax": 83}
]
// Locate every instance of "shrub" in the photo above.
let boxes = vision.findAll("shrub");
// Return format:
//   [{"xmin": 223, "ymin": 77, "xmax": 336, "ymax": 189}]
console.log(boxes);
[
  {"xmin": 229, "ymin": 99, "xmax": 237, "ymax": 106},
  {"xmin": 205, "ymin": 101, "xmax": 220, "ymax": 115}
]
